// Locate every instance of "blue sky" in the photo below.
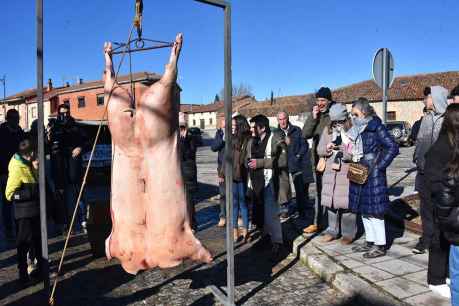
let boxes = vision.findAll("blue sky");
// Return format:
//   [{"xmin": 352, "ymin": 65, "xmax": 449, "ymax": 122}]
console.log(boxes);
[{"xmin": 1, "ymin": 0, "xmax": 458, "ymax": 104}]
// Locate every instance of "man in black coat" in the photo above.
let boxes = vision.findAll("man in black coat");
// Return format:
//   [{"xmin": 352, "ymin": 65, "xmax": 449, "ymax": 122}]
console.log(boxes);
[
  {"xmin": 179, "ymin": 115, "xmax": 198, "ymax": 231},
  {"xmin": 0, "ymin": 109, "xmax": 24, "ymax": 240},
  {"xmin": 277, "ymin": 111, "xmax": 313, "ymax": 225},
  {"xmin": 48, "ymin": 104, "xmax": 89, "ymax": 234}
]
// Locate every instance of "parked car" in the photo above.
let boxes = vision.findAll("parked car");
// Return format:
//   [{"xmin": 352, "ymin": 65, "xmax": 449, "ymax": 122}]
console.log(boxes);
[
  {"xmin": 188, "ymin": 127, "xmax": 203, "ymax": 147},
  {"xmin": 386, "ymin": 121, "xmax": 412, "ymax": 147}
]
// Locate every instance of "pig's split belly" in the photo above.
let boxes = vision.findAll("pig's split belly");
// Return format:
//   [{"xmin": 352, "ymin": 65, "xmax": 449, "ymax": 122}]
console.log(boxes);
[{"xmin": 106, "ymin": 142, "xmax": 212, "ymax": 274}]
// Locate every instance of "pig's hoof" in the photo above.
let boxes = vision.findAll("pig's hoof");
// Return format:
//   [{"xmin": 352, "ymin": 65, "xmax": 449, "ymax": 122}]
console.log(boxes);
[{"xmin": 122, "ymin": 108, "xmax": 136, "ymax": 117}]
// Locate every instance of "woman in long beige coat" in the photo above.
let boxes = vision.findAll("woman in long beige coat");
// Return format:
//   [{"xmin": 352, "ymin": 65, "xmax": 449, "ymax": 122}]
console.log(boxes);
[{"xmin": 317, "ymin": 103, "xmax": 358, "ymax": 244}]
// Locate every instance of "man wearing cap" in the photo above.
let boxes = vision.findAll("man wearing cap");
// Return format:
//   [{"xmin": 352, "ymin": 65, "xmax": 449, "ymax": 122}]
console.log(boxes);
[
  {"xmin": 179, "ymin": 113, "xmax": 198, "ymax": 231},
  {"xmin": 302, "ymin": 87, "xmax": 335, "ymax": 234}
]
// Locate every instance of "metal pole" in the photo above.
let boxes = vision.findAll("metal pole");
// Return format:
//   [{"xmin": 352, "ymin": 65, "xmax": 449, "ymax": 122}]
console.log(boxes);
[
  {"xmin": 36, "ymin": 0, "xmax": 50, "ymax": 293},
  {"xmin": 382, "ymin": 48, "xmax": 387, "ymax": 124},
  {"xmin": 224, "ymin": 5, "xmax": 234, "ymax": 306}
]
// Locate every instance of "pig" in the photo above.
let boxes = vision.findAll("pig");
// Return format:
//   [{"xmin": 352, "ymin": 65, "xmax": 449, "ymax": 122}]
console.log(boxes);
[{"xmin": 104, "ymin": 34, "xmax": 212, "ymax": 274}]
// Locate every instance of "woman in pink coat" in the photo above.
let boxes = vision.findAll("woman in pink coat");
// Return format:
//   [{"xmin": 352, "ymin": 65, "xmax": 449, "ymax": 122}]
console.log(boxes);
[{"xmin": 317, "ymin": 103, "xmax": 358, "ymax": 244}]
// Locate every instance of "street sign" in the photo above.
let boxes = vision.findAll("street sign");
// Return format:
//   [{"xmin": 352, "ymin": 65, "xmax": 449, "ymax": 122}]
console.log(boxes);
[
  {"xmin": 372, "ymin": 48, "xmax": 395, "ymax": 123},
  {"xmin": 372, "ymin": 48, "xmax": 394, "ymax": 90}
]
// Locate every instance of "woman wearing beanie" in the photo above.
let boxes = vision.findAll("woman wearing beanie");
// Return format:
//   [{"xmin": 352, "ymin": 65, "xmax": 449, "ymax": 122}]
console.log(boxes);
[
  {"xmin": 317, "ymin": 103, "xmax": 358, "ymax": 244},
  {"xmin": 348, "ymin": 98, "xmax": 399, "ymax": 258}
]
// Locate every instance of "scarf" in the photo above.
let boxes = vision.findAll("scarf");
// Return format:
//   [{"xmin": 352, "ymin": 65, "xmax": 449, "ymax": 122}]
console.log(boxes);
[
  {"xmin": 250, "ymin": 132, "xmax": 270, "ymax": 193},
  {"xmin": 347, "ymin": 116, "xmax": 372, "ymax": 162}
]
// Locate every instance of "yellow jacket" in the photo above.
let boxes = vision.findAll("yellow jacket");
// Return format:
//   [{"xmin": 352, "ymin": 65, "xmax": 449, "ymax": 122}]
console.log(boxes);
[{"xmin": 5, "ymin": 154, "xmax": 37, "ymax": 202}]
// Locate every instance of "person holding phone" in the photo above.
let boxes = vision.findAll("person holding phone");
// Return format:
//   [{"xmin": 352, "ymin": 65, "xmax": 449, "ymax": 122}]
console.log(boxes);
[{"xmin": 316, "ymin": 103, "xmax": 358, "ymax": 244}]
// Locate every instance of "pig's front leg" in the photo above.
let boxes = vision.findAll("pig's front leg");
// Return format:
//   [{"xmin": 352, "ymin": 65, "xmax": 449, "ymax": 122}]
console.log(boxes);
[
  {"xmin": 137, "ymin": 34, "xmax": 212, "ymax": 267},
  {"xmin": 105, "ymin": 42, "xmax": 148, "ymax": 274}
]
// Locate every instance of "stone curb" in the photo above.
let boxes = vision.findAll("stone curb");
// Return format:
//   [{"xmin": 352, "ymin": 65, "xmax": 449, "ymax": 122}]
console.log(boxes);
[{"xmin": 292, "ymin": 234, "xmax": 409, "ymax": 306}]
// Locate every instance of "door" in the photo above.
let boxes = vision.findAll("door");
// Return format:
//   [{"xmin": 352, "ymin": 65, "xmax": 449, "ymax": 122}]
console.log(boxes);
[{"xmin": 200, "ymin": 119, "xmax": 205, "ymax": 129}]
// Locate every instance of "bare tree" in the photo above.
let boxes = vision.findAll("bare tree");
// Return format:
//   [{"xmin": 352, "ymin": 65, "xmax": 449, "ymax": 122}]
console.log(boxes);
[{"xmin": 219, "ymin": 82, "xmax": 253, "ymax": 99}]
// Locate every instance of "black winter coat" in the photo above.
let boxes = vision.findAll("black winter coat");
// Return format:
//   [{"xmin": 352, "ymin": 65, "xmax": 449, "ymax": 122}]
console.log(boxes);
[
  {"xmin": 0, "ymin": 123, "xmax": 24, "ymax": 176},
  {"xmin": 280, "ymin": 124, "xmax": 309, "ymax": 174},
  {"xmin": 48, "ymin": 117, "xmax": 90, "ymax": 188},
  {"xmin": 180, "ymin": 134, "xmax": 198, "ymax": 191},
  {"xmin": 427, "ymin": 133, "xmax": 459, "ymax": 245}
]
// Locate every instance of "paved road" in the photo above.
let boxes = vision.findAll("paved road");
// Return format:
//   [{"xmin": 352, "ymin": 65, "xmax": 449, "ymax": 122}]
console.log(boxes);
[{"xmin": 0, "ymin": 136, "xmax": 351, "ymax": 306}]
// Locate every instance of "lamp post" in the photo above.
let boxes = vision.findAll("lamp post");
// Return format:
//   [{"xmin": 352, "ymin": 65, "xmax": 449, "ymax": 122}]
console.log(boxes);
[
  {"xmin": 194, "ymin": 1, "xmax": 234, "ymax": 305},
  {"xmin": 36, "ymin": 0, "xmax": 50, "ymax": 293}
]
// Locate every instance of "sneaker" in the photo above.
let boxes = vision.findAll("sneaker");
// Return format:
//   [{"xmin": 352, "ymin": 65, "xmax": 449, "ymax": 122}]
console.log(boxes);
[
  {"xmin": 412, "ymin": 241, "xmax": 426, "ymax": 254},
  {"xmin": 352, "ymin": 242, "xmax": 374, "ymax": 253},
  {"xmin": 217, "ymin": 218, "xmax": 226, "ymax": 227},
  {"xmin": 238, "ymin": 217, "xmax": 243, "ymax": 227},
  {"xmin": 429, "ymin": 284, "xmax": 451, "ymax": 299},
  {"xmin": 363, "ymin": 245, "xmax": 386, "ymax": 259}
]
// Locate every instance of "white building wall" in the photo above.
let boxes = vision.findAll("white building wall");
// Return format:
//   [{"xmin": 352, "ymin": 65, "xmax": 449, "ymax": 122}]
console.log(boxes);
[{"xmin": 187, "ymin": 111, "xmax": 217, "ymax": 129}]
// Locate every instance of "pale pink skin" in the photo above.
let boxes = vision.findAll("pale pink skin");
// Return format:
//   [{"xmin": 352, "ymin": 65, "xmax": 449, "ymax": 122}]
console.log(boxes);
[{"xmin": 104, "ymin": 34, "xmax": 212, "ymax": 275}]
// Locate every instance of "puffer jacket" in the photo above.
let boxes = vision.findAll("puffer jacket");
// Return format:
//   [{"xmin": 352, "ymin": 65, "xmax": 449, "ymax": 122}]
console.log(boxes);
[
  {"xmin": 5, "ymin": 154, "xmax": 39, "ymax": 219},
  {"xmin": 317, "ymin": 129, "xmax": 351, "ymax": 209},
  {"xmin": 425, "ymin": 132, "xmax": 459, "ymax": 245},
  {"xmin": 348, "ymin": 117, "xmax": 399, "ymax": 216}
]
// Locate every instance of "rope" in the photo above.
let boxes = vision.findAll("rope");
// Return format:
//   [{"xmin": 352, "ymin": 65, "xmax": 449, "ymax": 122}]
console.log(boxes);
[{"xmin": 49, "ymin": 24, "xmax": 135, "ymax": 306}]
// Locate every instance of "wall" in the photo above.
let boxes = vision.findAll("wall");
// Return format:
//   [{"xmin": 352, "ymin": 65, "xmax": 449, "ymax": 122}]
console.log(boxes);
[
  {"xmin": 57, "ymin": 83, "xmax": 149, "ymax": 120},
  {"xmin": 187, "ymin": 111, "xmax": 217, "ymax": 129},
  {"xmin": 25, "ymin": 101, "xmax": 52, "ymax": 130},
  {"xmin": 344, "ymin": 100, "xmax": 424, "ymax": 125}
]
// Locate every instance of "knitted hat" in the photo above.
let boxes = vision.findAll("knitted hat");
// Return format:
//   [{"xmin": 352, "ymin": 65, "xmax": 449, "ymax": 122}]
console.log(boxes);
[
  {"xmin": 329, "ymin": 103, "xmax": 348, "ymax": 122},
  {"xmin": 316, "ymin": 87, "xmax": 332, "ymax": 101}
]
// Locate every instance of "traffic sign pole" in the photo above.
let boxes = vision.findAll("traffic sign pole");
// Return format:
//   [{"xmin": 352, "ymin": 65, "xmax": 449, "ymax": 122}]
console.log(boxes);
[{"xmin": 382, "ymin": 48, "xmax": 388, "ymax": 124}]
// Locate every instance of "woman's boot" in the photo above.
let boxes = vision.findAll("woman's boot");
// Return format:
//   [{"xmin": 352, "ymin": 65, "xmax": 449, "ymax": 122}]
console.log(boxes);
[{"xmin": 233, "ymin": 228, "xmax": 240, "ymax": 242}]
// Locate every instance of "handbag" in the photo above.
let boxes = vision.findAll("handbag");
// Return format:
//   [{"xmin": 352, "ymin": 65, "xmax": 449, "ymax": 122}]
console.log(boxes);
[
  {"xmin": 316, "ymin": 157, "xmax": 326, "ymax": 173},
  {"xmin": 347, "ymin": 163, "xmax": 369, "ymax": 185},
  {"xmin": 347, "ymin": 151, "xmax": 380, "ymax": 185}
]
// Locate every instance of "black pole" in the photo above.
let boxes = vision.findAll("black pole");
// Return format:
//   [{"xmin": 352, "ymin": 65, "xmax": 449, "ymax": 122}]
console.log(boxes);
[{"xmin": 36, "ymin": 0, "xmax": 50, "ymax": 294}]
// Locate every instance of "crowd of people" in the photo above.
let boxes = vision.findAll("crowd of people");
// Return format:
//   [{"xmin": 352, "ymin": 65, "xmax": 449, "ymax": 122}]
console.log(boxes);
[
  {"xmin": 2, "ymin": 83, "xmax": 459, "ymax": 303},
  {"xmin": 0, "ymin": 104, "xmax": 89, "ymax": 285},
  {"xmin": 209, "ymin": 85, "xmax": 459, "ymax": 302}
]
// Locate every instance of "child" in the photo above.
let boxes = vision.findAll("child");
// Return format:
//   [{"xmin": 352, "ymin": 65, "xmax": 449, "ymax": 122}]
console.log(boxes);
[{"xmin": 5, "ymin": 133, "xmax": 42, "ymax": 285}]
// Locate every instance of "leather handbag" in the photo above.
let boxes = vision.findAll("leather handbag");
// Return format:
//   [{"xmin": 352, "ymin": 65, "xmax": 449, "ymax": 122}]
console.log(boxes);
[
  {"xmin": 347, "ymin": 151, "xmax": 380, "ymax": 185},
  {"xmin": 316, "ymin": 157, "xmax": 327, "ymax": 173},
  {"xmin": 347, "ymin": 163, "xmax": 369, "ymax": 185}
]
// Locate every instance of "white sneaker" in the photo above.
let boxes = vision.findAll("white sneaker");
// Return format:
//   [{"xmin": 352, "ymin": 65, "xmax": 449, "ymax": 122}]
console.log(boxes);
[{"xmin": 429, "ymin": 284, "xmax": 451, "ymax": 299}]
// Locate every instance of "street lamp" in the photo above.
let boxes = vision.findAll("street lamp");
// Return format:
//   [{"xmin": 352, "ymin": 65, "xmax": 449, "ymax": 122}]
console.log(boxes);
[{"xmin": 194, "ymin": 1, "xmax": 234, "ymax": 306}]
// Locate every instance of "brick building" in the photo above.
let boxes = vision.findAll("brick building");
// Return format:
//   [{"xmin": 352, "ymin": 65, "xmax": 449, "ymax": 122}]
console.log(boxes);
[{"xmin": 0, "ymin": 72, "xmax": 166, "ymax": 129}]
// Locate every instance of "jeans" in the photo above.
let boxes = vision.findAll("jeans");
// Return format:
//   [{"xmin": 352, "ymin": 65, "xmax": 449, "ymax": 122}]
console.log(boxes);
[
  {"xmin": 450, "ymin": 245, "xmax": 459, "ymax": 306},
  {"xmin": 362, "ymin": 215, "xmax": 386, "ymax": 246},
  {"xmin": 219, "ymin": 181, "xmax": 226, "ymax": 218},
  {"xmin": 263, "ymin": 181, "xmax": 283, "ymax": 244},
  {"xmin": 185, "ymin": 184, "xmax": 196, "ymax": 228},
  {"xmin": 64, "ymin": 183, "xmax": 86, "ymax": 229},
  {"xmin": 326, "ymin": 208, "xmax": 358, "ymax": 240},
  {"xmin": 232, "ymin": 182, "xmax": 249, "ymax": 230}
]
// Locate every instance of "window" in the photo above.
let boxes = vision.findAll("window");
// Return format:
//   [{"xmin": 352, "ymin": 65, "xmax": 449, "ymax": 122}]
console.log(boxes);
[
  {"xmin": 31, "ymin": 107, "xmax": 37, "ymax": 119},
  {"xmin": 63, "ymin": 99, "xmax": 70, "ymax": 107},
  {"xmin": 193, "ymin": 119, "xmax": 196, "ymax": 126},
  {"xmin": 78, "ymin": 97, "xmax": 86, "ymax": 108},
  {"xmin": 97, "ymin": 94, "xmax": 104, "ymax": 106},
  {"xmin": 387, "ymin": 111, "xmax": 396, "ymax": 121},
  {"xmin": 209, "ymin": 118, "xmax": 213, "ymax": 125}
]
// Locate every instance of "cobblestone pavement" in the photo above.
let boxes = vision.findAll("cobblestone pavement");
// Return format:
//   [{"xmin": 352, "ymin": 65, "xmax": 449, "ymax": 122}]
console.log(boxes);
[{"xmin": 0, "ymin": 138, "xmax": 352, "ymax": 306}]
